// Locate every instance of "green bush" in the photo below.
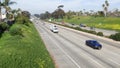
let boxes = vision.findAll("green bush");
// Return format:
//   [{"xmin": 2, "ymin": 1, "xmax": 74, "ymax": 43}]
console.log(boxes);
[
  {"xmin": 16, "ymin": 14, "xmax": 31, "ymax": 26},
  {"xmin": 74, "ymin": 27, "xmax": 83, "ymax": 31},
  {"xmin": 0, "ymin": 22, "xmax": 9, "ymax": 37},
  {"xmin": 9, "ymin": 24, "xmax": 23, "ymax": 36},
  {"xmin": 109, "ymin": 33, "xmax": 120, "ymax": 41},
  {"xmin": 97, "ymin": 32, "xmax": 104, "ymax": 36},
  {"xmin": 82, "ymin": 29, "xmax": 88, "ymax": 32},
  {"xmin": 88, "ymin": 31, "xmax": 97, "ymax": 34},
  {"xmin": 74, "ymin": 27, "xmax": 80, "ymax": 30},
  {"xmin": 0, "ymin": 22, "xmax": 9, "ymax": 30},
  {"xmin": 51, "ymin": 22, "xmax": 105, "ymax": 37}
]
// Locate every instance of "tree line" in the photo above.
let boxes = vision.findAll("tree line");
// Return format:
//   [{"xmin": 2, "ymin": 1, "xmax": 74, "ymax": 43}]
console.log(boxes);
[
  {"xmin": 38, "ymin": 0, "xmax": 120, "ymax": 20},
  {"xmin": 39, "ymin": 5, "xmax": 65, "ymax": 19}
]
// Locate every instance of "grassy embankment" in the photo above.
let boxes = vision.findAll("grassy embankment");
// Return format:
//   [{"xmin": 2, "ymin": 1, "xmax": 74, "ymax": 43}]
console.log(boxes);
[
  {"xmin": 63, "ymin": 16, "xmax": 120, "ymax": 31},
  {"xmin": 0, "ymin": 23, "xmax": 55, "ymax": 68}
]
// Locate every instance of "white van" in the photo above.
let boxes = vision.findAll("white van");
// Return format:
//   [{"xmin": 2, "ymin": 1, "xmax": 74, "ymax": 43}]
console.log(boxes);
[{"xmin": 50, "ymin": 24, "xmax": 59, "ymax": 33}]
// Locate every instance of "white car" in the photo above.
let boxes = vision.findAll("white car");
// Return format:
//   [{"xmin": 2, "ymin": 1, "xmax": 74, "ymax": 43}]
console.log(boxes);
[{"xmin": 50, "ymin": 24, "xmax": 59, "ymax": 33}]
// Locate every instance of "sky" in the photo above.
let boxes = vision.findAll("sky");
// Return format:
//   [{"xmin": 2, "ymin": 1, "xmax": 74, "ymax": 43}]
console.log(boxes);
[{"xmin": 11, "ymin": 0, "xmax": 120, "ymax": 14}]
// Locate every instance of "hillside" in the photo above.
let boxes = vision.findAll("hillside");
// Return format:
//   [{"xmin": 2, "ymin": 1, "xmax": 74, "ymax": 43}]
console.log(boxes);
[{"xmin": 0, "ymin": 23, "xmax": 55, "ymax": 68}]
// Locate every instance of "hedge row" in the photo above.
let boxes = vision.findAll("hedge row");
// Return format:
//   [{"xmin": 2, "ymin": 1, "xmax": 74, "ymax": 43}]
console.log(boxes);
[
  {"xmin": 109, "ymin": 33, "xmax": 120, "ymax": 41},
  {"xmin": 60, "ymin": 23, "xmax": 120, "ymax": 41},
  {"xmin": 58, "ymin": 24, "xmax": 104, "ymax": 36},
  {"xmin": 48, "ymin": 21, "xmax": 120, "ymax": 41}
]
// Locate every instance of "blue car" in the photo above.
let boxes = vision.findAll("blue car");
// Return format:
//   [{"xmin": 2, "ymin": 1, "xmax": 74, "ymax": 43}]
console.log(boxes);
[
  {"xmin": 86, "ymin": 40, "xmax": 102, "ymax": 50},
  {"xmin": 80, "ymin": 23, "xmax": 87, "ymax": 27}
]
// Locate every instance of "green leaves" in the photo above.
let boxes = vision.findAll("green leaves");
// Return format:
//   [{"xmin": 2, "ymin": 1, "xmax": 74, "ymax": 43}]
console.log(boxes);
[
  {"xmin": 109, "ymin": 33, "xmax": 120, "ymax": 41},
  {"xmin": 4, "ymin": 0, "xmax": 16, "ymax": 6},
  {"xmin": 9, "ymin": 24, "xmax": 23, "ymax": 36}
]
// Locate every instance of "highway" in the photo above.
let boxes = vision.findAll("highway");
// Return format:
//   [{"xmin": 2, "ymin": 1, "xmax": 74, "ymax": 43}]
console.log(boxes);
[{"xmin": 33, "ymin": 19, "xmax": 120, "ymax": 68}]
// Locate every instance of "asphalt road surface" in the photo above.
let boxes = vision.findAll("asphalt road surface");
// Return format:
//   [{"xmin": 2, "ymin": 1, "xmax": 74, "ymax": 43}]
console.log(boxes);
[{"xmin": 33, "ymin": 19, "xmax": 120, "ymax": 68}]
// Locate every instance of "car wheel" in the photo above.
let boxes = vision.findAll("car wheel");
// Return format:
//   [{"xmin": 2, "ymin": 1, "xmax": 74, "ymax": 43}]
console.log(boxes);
[
  {"xmin": 98, "ymin": 47, "xmax": 101, "ymax": 50},
  {"xmin": 85, "ymin": 43, "xmax": 88, "ymax": 45}
]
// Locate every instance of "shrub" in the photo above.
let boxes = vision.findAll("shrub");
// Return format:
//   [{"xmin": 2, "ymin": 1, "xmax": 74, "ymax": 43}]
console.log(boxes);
[
  {"xmin": 0, "ymin": 22, "xmax": 9, "ymax": 37},
  {"xmin": 88, "ymin": 31, "xmax": 97, "ymax": 34},
  {"xmin": 74, "ymin": 27, "xmax": 83, "ymax": 31},
  {"xmin": 109, "ymin": 33, "xmax": 120, "ymax": 41},
  {"xmin": 74, "ymin": 27, "xmax": 79, "ymax": 30},
  {"xmin": 7, "ymin": 21, "xmax": 15, "ymax": 26},
  {"xmin": 82, "ymin": 29, "xmax": 89, "ymax": 32},
  {"xmin": 0, "ymin": 22, "xmax": 9, "ymax": 31},
  {"xmin": 97, "ymin": 32, "xmax": 104, "ymax": 36},
  {"xmin": 15, "ymin": 14, "xmax": 31, "ymax": 26},
  {"xmin": 9, "ymin": 24, "xmax": 23, "ymax": 36}
]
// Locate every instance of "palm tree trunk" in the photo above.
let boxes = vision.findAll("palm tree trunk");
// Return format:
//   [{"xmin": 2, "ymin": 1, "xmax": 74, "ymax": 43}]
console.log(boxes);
[
  {"xmin": 0, "ymin": 6, "xmax": 2, "ymax": 23},
  {"xmin": 0, "ymin": 0, "xmax": 2, "ymax": 23}
]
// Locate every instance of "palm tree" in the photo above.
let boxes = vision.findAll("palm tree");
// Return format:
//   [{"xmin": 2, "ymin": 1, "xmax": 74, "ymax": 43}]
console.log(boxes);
[
  {"xmin": 105, "ymin": 0, "xmax": 109, "ymax": 7},
  {"xmin": 3, "ymin": 0, "xmax": 16, "ymax": 22},
  {"xmin": 0, "ymin": 0, "xmax": 1, "ymax": 13},
  {"xmin": 3, "ymin": 0, "xmax": 16, "ymax": 14},
  {"xmin": 52, "ymin": 8, "xmax": 65, "ymax": 19},
  {"xmin": 102, "ymin": 0, "xmax": 109, "ymax": 17},
  {"xmin": 0, "ymin": 0, "xmax": 16, "ymax": 22},
  {"xmin": 0, "ymin": 0, "xmax": 4, "ymax": 22},
  {"xmin": 58, "ymin": 5, "xmax": 64, "ymax": 9},
  {"xmin": 52, "ymin": 5, "xmax": 65, "ymax": 19}
]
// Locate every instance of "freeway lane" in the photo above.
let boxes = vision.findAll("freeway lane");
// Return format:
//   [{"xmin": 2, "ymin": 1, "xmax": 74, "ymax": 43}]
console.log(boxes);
[{"xmin": 33, "ymin": 20, "xmax": 120, "ymax": 68}]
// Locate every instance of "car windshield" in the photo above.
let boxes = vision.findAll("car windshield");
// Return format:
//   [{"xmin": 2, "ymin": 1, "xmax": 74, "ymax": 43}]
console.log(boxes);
[{"xmin": 54, "ymin": 28, "xmax": 57, "ymax": 30}]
